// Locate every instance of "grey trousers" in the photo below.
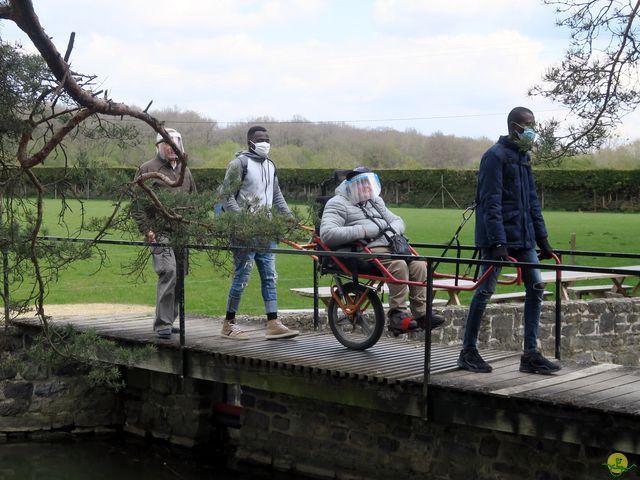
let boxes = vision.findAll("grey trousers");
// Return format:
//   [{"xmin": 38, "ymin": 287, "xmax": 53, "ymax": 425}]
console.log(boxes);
[
  {"xmin": 151, "ymin": 245, "xmax": 179, "ymax": 332},
  {"xmin": 370, "ymin": 246, "xmax": 427, "ymax": 318}
]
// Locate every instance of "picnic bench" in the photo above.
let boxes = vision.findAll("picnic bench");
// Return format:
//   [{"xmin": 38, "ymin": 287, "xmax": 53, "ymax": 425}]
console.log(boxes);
[
  {"xmin": 290, "ymin": 286, "xmax": 448, "ymax": 308},
  {"xmin": 503, "ymin": 265, "xmax": 640, "ymax": 300},
  {"xmin": 289, "ymin": 285, "xmax": 551, "ymax": 307},
  {"xmin": 490, "ymin": 291, "xmax": 552, "ymax": 303},
  {"xmin": 566, "ymin": 284, "xmax": 632, "ymax": 299}
]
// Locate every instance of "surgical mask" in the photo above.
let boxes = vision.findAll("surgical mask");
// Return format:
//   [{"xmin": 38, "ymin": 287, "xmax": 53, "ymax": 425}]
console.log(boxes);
[
  {"xmin": 514, "ymin": 122, "xmax": 537, "ymax": 143},
  {"xmin": 518, "ymin": 127, "xmax": 537, "ymax": 143},
  {"xmin": 251, "ymin": 141, "xmax": 270, "ymax": 158}
]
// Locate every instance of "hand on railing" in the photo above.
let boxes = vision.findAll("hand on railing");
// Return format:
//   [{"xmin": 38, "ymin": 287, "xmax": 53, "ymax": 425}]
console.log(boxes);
[{"xmin": 536, "ymin": 237, "xmax": 555, "ymax": 260}]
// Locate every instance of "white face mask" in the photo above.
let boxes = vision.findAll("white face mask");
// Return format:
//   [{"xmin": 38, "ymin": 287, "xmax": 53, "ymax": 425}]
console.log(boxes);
[{"xmin": 251, "ymin": 141, "xmax": 270, "ymax": 158}]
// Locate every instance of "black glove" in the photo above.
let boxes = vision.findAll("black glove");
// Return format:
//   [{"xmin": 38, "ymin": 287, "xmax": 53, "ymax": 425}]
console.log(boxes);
[
  {"xmin": 489, "ymin": 244, "xmax": 509, "ymax": 261},
  {"xmin": 537, "ymin": 237, "xmax": 554, "ymax": 260}
]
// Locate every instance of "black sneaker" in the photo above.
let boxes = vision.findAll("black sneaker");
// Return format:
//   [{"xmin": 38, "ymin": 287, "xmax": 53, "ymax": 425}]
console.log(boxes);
[
  {"xmin": 519, "ymin": 351, "xmax": 561, "ymax": 374},
  {"xmin": 388, "ymin": 310, "xmax": 419, "ymax": 335},
  {"xmin": 156, "ymin": 327, "xmax": 172, "ymax": 339},
  {"xmin": 415, "ymin": 313, "xmax": 445, "ymax": 330},
  {"xmin": 457, "ymin": 348, "xmax": 493, "ymax": 373}
]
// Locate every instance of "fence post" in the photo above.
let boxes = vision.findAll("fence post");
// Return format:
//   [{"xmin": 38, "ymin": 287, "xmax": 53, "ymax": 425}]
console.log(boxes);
[{"xmin": 569, "ymin": 233, "xmax": 576, "ymax": 265}]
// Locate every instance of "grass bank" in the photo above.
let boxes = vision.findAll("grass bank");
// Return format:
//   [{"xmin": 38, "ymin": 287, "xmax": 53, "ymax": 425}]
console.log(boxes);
[{"xmin": 14, "ymin": 199, "xmax": 640, "ymax": 316}]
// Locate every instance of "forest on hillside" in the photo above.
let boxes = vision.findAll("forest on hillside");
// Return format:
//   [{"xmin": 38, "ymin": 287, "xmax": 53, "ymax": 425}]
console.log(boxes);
[{"xmin": 41, "ymin": 107, "xmax": 640, "ymax": 170}]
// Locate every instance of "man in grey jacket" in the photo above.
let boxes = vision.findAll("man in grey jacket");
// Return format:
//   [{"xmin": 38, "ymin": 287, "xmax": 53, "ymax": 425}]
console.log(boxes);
[
  {"xmin": 133, "ymin": 128, "xmax": 196, "ymax": 339},
  {"xmin": 320, "ymin": 167, "xmax": 444, "ymax": 334},
  {"xmin": 219, "ymin": 126, "xmax": 299, "ymax": 340}
]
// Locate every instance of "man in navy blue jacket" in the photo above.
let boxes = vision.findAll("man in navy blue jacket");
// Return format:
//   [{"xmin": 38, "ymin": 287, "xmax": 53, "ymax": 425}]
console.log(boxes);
[{"xmin": 458, "ymin": 107, "xmax": 561, "ymax": 375}]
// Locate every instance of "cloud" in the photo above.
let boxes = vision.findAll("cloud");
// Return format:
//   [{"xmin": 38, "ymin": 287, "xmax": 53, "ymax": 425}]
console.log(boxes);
[
  {"xmin": 67, "ymin": 20, "xmax": 554, "ymax": 137},
  {"xmin": 122, "ymin": 0, "xmax": 325, "ymax": 31},
  {"xmin": 372, "ymin": 0, "xmax": 564, "ymax": 41},
  {"xmin": 1, "ymin": 0, "xmax": 635, "ymax": 140},
  {"xmin": 373, "ymin": 0, "xmax": 513, "ymax": 21}
]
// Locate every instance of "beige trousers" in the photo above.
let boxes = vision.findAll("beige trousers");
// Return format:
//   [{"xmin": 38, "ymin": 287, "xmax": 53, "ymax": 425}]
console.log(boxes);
[{"xmin": 369, "ymin": 246, "xmax": 427, "ymax": 318}]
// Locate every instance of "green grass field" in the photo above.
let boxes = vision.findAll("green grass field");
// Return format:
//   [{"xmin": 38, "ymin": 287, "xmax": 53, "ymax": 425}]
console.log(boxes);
[{"xmin": 17, "ymin": 199, "xmax": 640, "ymax": 316}]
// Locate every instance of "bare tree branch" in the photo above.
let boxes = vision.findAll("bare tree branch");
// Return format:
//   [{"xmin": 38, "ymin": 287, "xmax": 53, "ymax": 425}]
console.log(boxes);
[
  {"xmin": 0, "ymin": 2, "xmax": 11, "ymax": 19},
  {"xmin": 530, "ymin": 0, "xmax": 640, "ymax": 163},
  {"xmin": 6, "ymin": 0, "xmax": 187, "ymax": 187}
]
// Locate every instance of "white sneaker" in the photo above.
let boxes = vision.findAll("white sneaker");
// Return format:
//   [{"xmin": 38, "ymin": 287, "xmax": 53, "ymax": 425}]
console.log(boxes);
[
  {"xmin": 265, "ymin": 319, "xmax": 299, "ymax": 340},
  {"xmin": 220, "ymin": 320, "xmax": 249, "ymax": 340}
]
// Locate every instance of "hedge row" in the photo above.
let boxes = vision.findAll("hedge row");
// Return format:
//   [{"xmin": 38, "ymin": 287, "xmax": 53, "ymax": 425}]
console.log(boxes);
[{"xmin": 28, "ymin": 167, "xmax": 640, "ymax": 211}]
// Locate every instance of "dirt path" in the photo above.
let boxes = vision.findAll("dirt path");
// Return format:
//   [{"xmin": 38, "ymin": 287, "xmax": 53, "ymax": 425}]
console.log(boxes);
[{"xmin": 15, "ymin": 303, "xmax": 154, "ymax": 318}]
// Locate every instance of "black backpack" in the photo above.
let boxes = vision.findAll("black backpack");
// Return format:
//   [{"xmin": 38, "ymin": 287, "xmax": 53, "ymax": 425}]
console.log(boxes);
[{"xmin": 314, "ymin": 169, "xmax": 350, "ymax": 234}]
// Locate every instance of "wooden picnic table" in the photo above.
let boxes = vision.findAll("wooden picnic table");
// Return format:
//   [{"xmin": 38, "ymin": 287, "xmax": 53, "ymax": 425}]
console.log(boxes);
[
  {"xmin": 503, "ymin": 265, "xmax": 640, "ymax": 300},
  {"xmin": 290, "ymin": 285, "xmax": 448, "ymax": 307},
  {"xmin": 431, "ymin": 278, "xmax": 477, "ymax": 305},
  {"xmin": 292, "ymin": 278, "xmax": 480, "ymax": 307}
]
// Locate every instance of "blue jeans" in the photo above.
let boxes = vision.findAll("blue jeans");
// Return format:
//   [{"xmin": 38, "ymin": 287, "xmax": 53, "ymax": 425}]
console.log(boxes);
[
  {"xmin": 463, "ymin": 247, "xmax": 545, "ymax": 353},
  {"xmin": 226, "ymin": 242, "xmax": 278, "ymax": 314}
]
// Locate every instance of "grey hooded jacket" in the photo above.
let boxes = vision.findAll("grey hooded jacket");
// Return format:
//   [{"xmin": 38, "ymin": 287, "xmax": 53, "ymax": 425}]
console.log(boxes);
[
  {"xmin": 319, "ymin": 180, "xmax": 405, "ymax": 249},
  {"xmin": 221, "ymin": 151, "xmax": 291, "ymax": 216}
]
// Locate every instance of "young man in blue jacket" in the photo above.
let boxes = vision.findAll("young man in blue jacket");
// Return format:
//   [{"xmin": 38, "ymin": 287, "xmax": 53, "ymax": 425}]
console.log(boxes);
[{"xmin": 458, "ymin": 107, "xmax": 561, "ymax": 375}]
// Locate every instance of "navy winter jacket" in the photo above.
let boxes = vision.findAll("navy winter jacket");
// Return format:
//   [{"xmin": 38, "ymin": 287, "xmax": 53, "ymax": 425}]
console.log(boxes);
[{"xmin": 474, "ymin": 135, "xmax": 547, "ymax": 249}]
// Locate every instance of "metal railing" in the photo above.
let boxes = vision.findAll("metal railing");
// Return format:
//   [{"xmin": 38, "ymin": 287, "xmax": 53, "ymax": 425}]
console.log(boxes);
[{"xmin": 3, "ymin": 236, "xmax": 639, "ymax": 418}]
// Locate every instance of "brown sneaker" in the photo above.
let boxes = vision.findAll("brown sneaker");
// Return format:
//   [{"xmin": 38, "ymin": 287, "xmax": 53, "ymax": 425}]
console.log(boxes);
[
  {"xmin": 221, "ymin": 320, "xmax": 249, "ymax": 340},
  {"xmin": 265, "ymin": 319, "xmax": 299, "ymax": 340}
]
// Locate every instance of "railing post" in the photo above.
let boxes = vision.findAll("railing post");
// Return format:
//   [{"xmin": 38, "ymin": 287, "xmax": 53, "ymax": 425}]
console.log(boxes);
[
  {"xmin": 313, "ymin": 257, "xmax": 319, "ymax": 330},
  {"xmin": 423, "ymin": 260, "xmax": 433, "ymax": 419},
  {"xmin": 555, "ymin": 254, "xmax": 562, "ymax": 360},
  {"xmin": 3, "ymin": 247, "xmax": 9, "ymax": 336},
  {"xmin": 175, "ymin": 246, "xmax": 187, "ymax": 376}
]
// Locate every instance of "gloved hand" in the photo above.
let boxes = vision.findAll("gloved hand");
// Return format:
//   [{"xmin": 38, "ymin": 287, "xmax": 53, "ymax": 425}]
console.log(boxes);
[
  {"xmin": 362, "ymin": 223, "xmax": 380, "ymax": 240},
  {"xmin": 537, "ymin": 237, "xmax": 554, "ymax": 260},
  {"xmin": 489, "ymin": 244, "xmax": 509, "ymax": 261},
  {"xmin": 285, "ymin": 215, "xmax": 299, "ymax": 227}
]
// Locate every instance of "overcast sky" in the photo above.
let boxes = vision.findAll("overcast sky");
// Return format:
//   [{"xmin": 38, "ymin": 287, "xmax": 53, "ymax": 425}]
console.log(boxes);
[{"xmin": 2, "ymin": 0, "xmax": 639, "ymax": 142}]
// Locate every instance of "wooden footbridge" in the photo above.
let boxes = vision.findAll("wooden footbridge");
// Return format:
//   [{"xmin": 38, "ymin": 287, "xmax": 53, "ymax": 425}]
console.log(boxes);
[{"xmin": 11, "ymin": 308, "xmax": 640, "ymax": 455}]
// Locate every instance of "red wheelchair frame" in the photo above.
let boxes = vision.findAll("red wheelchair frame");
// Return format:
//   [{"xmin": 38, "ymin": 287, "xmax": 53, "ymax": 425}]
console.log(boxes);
[{"xmin": 286, "ymin": 230, "xmax": 523, "ymax": 350}]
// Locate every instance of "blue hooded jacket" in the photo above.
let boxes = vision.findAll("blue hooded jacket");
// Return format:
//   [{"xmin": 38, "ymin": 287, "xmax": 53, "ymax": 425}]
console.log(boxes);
[{"xmin": 474, "ymin": 135, "xmax": 547, "ymax": 249}]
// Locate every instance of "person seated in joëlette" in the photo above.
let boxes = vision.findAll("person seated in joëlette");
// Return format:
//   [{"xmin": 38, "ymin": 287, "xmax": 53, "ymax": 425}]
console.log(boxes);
[{"xmin": 319, "ymin": 166, "xmax": 444, "ymax": 334}]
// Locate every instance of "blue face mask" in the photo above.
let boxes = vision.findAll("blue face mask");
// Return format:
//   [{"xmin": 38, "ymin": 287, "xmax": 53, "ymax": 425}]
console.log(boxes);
[
  {"xmin": 519, "ymin": 127, "xmax": 537, "ymax": 142},
  {"xmin": 514, "ymin": 122, "xmax": 537, "ymax": 143}
]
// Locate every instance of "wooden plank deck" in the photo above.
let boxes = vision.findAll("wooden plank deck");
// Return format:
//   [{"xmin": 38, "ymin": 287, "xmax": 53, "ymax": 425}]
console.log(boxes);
[
  {"xmin": 11, "ymin": 309, "xmax": 640, "ymax": 453},
  {"xmin": 11, "ymin": 310, "xmax": 640, "ymax": 413},
  {"xmin": 11, "ymin": 312, "xmax": 516, "ymax": 382}
]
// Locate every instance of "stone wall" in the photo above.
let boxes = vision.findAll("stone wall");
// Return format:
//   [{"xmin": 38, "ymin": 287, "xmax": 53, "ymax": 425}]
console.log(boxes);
[
  {"xmin": 3, "ymin": 297, "xmax": 639, "ymax": 479},
  {"xmin": 431, "ymin": 297, "xmax": 640, "ymax": 365},
  {"xmin": 0, "ymin": 327, "xmax": 123, "ymax": 439},
  {"xmin": 236, "ymin": 387, "xmax": 629, "ymax": 480},
  {"xmin": 122, "ymin": 368, "xmax": 224, "ymax": 448},
  {"xmin": 281, "ymin": 297, "xmax": 640, "ymax": 366},
  {"xmin": 0, "ymin": 329, "xmax": 225, "ymax": 448}
]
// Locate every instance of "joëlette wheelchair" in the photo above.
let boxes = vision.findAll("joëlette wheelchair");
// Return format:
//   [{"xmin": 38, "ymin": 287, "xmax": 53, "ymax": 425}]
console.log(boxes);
[{"xmin": 286, "ymin": 170, "xmax": 523, "ymax": 350}]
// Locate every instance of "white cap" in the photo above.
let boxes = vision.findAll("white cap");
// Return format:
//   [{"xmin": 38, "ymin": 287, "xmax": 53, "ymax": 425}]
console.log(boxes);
[{"xmin": 155, "ymin": 128, "xmax": 184, "ymax": 153}]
